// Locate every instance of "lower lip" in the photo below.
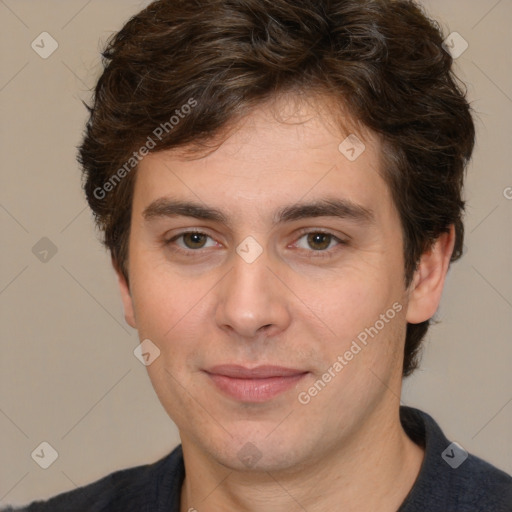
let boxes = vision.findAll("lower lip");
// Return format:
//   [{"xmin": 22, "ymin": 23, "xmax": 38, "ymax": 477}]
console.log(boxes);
[{"xmin": 206, "ymin": 373, "xmax": 308, "ymax": 403}]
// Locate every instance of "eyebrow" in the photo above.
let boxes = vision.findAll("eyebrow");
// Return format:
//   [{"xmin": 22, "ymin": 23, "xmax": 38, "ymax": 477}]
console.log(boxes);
[{"xmin": 142, "ymin": 197, "xmax": 375, "ymax": 226}]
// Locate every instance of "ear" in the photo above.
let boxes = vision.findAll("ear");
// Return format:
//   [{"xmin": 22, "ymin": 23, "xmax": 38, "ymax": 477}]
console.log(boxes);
[
  {"xmin": 406, "ymin": 225, "xmax": 456, "ymax": 324},
  {"xmin": 113, "ymin": 258, "xmax": 137, "ymax": 329}
]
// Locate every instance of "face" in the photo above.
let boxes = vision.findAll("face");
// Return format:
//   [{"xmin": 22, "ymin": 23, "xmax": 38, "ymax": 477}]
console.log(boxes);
[{"xmin": 118, "ymin": 96, "xmax": 420, "ymax": 473}]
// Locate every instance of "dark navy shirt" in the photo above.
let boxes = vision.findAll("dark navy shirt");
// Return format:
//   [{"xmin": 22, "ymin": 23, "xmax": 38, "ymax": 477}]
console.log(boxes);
[{"xmin": 5, "ymin": 407, "xmax": 512, "ymax": 511}]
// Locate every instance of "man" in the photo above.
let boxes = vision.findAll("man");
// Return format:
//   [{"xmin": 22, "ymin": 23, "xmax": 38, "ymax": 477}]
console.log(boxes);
[{"xmin": 7, "ymin": 0, "xmax": 511, "ymax": 510}]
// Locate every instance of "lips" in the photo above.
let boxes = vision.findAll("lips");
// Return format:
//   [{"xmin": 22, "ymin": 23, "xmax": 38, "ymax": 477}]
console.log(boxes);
[
  {"xmin": 204, "ymin": 365, "xmax": 308, "ymax": 402},
  {"xmin": 207, "ymin": 364, "xmax": 306, "ymax": 379}
]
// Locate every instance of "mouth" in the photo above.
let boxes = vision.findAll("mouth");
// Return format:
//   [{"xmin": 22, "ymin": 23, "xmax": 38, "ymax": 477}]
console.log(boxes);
[{"xmin": 203, "ymin": 364, "xmax": 309, "ymax": 403}]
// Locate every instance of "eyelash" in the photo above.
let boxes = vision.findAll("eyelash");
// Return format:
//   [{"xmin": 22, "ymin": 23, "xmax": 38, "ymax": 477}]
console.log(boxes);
[{"xmin": 164, "ymin": 229, "xmax": 347, "ymax": 259}]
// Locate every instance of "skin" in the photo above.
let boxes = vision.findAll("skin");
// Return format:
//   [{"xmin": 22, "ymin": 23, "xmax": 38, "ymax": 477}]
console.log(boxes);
[{"xmin": 116, "ymin": 94, "xmax": 455, "ymax": 511}]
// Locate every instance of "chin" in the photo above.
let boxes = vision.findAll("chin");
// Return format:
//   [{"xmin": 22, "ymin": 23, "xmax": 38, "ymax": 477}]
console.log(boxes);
[{"xmin": 201, "ymin": 426, "xmax": 312, "ymax": 473}]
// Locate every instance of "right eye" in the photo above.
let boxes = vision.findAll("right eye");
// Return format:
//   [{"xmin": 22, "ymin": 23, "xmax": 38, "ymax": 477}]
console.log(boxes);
[{"xmin": 165, "ymin": 231, "xmax": 220, "ymax": 254}]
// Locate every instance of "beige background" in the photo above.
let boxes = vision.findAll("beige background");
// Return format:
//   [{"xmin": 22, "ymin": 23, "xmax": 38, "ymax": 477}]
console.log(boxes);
[{"xmin": 1, "ymin": 0, "xmax": 511, "ymax": 507}]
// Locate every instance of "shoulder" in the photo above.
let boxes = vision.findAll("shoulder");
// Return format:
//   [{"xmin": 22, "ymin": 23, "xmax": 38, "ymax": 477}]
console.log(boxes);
[
  {"xmin": 5, "ymin": 445, "xmax": 184, "ymax": 512},
  {"xmin": 399, "ymin": 407, "xmax": 512, "ymax": 512},
  {"xmin": 442, "ymin": 450, "xmax": 512, "ymax": 510}
]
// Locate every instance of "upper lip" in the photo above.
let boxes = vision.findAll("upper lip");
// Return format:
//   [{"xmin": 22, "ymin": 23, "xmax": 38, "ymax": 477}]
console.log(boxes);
[{"xmin": 205, "ymin": 365, "xmax": 307, "ymax": 379}]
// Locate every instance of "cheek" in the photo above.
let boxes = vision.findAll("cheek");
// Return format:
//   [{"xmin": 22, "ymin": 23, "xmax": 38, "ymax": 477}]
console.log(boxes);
[
  {"xmin": 300, "ymin": 300, "xmax": 406, "ymax": 413},
  {"xmin": 129, "ymin": 264, "xmax": 218, "ymax": 389},
  {"xmin": 296, "ymin": 265, "xmax": 407, "ymax": 399},
  {"xmin": 294, "ymin": 266, "xmax": 399, "ymax": 343},
  {"xmin": 129, "ymin": 256, "xmax": 202, "ymax": 337}
]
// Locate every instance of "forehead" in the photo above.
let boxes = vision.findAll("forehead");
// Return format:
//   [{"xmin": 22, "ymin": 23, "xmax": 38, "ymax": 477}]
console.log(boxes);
[{"xmin": 133, "ymin": 95, "xmax": 394, "ymax": 224}]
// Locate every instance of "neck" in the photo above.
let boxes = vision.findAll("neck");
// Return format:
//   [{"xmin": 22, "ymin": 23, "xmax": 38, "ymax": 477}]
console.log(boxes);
[{"xmin": 179, "ymin": 402, "xmax": 424, "ymax": 512}]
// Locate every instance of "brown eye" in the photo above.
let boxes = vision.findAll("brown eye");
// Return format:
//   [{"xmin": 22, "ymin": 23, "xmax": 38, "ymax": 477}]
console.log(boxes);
[
  {"xmin": 306, "ymin": 233, "xmax": 333, "ymax": 251},
  {"xmin": 292, "ymin": 231, "xmax": 345, "ymax": 257},
  {"xmin": 182, "ymin": 232, "xmax": 208, "ymax": 249},
  {"xmin": 164, "ymin": 231, "xmax": 219, "ymax": 255}
]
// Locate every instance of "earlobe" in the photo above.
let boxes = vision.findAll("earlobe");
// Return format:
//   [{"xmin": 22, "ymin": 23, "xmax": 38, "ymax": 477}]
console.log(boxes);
[
  {"xmin": 405, "ymin": 225, "xmax": 456, "ymax": 324},
  {"xmin": 113, "ymin": 259, "xmax": 137, "ymax": 329}
]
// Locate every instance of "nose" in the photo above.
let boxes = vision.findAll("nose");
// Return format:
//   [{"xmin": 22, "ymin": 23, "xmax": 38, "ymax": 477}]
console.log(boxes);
[{"xmin": 214, "ymin": 246, "xmax": 292, "ymax": 339}]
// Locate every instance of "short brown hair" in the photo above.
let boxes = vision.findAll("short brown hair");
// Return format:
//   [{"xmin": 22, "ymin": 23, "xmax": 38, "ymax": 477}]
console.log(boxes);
[{"xmin": 79, "ymin": 0, "xmax": 475, "ymax": 376}]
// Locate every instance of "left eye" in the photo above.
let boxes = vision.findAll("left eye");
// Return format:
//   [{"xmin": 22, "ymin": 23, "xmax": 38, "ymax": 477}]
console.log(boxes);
[{"xmin": 294, "ymin": 232, "xmax": 341, "ymax": 251}]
